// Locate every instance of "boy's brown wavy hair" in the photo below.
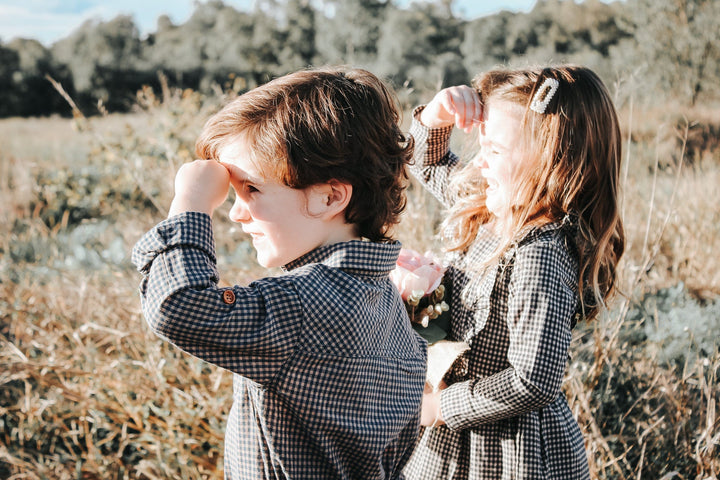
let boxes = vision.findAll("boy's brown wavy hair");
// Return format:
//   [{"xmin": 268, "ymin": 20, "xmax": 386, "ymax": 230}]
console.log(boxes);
[{"xmin": 195, "ymin": 66, "xmax": 413, "ymax": 242}]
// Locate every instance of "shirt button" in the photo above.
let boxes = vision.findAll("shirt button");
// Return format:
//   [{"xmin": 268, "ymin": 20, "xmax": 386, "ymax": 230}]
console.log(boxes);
[{"xmin": 222, "ymin": 289, "xmax": 236, "ymax": 304}]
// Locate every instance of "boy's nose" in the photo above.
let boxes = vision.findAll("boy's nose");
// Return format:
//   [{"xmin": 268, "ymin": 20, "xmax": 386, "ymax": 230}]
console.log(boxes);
[{"xmin": 228, "ymin": 196, "xmax": 250, "ymax": 223}]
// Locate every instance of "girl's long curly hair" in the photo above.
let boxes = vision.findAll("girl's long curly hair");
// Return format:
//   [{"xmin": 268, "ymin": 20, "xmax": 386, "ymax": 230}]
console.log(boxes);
[{"xmin": 445, "ymin": 65, "xmax": 625, "ymax": 320}]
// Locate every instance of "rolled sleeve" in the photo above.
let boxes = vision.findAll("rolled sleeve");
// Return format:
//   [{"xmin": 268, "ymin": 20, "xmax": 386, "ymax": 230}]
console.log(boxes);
[
  {"xmin": 409, "ymin": 105, "xmax": 455, "ymax": 168},
  {"xmin": 132, "ymin": 211, "xmax": 217, "ymax": 277},
  {"xmin": 408, "ymin": 105, "xmax": 459, "ymax": 208}
]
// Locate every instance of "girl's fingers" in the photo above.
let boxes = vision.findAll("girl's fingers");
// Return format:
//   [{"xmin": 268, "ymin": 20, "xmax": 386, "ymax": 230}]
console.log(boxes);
[
  {"xmin": 455, "ymin": 87, "xmax": 481, "ymax": 131},
  {"xmin": 439, "ymin": 91, "xmax": 457, "ymax": 116},
  {"xmin": 422, "ymin": 86, "xmax": 482, "ymax": 130}
]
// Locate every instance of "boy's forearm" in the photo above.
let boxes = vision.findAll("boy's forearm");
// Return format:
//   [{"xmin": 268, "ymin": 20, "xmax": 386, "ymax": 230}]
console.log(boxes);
[
  {"xmin": 139, "ymin": 246, "xmax": 220, "ymax": 339},
  {"xmin": 132, "ymin": 212, "xmax": 220, "ymax": 345}
]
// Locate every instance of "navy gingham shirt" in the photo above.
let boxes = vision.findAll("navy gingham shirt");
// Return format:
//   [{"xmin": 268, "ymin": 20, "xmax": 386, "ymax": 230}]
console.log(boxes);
[
  {"xmin": 132, "ymin": 212, "xmax": 427, "ymax": 479},
  {"xmin": 402, "ymin": 107, "xmax": 590, "ymax": 479}
]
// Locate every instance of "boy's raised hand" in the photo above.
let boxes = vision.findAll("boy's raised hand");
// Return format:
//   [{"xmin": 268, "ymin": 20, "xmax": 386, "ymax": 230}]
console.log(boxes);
[
  {"xmin": 420, "ymin": 85, "xmax": 482, "ymax": 133},
  {"xmin": 168, "ymin": 159, "xmax": 230, "ymax": 218}
]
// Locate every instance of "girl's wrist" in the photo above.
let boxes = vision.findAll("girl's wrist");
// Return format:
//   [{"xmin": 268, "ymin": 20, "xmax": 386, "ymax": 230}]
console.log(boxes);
[
  {"xmin": 430, "ymin": 410, "xmax": 442, "ymax": 428},
  {"xmin": 420, "ymin": 106, "xmax": 453, "ymax": 129},
  {"xmin": 430, "ymin": 391, "xmax": 444, "ymax": 428}
]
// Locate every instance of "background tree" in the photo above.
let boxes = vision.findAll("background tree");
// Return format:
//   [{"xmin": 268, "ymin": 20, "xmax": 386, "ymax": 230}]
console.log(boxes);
[
  {"xmin": 142, "ymin": 12, "xmax": 205, "ymax": 87},
  {"xmin": 375, "ymin": 1, "xmax": 467, "ymax": 100},
  {"xmin": 1, "ymin": 39, "xmax": 71, "ymax": 116},
  {"xmin": 276, "ymin": 0, "xmax": 318, "ymax": 71},
  {"xmin": 0, "ymin": 46, "xmax": 21, "ymax": 117},
  {"xmin": 3, "ymin": 0, "xmax": 720, "ymax": 117},
  {"xmin": 462, "ymin": 0, "xmax": 632, "ymax": 89},
  {"xmin": 51, "ymin": 15, "xmax": 146, "ymax": 111},
  {"xmin": 461, "ymin": 11, "xmax": 514, "ymax": 75},
  {"xmin": 315, "ymin": 0, "xmax": 389, "ymax": 65},
  {"xmin": 242, "ymin": 3, "xmax": 284, "ymax": 84},
  {"xmin": 631, "ymin": 0, "xmax": 720, "ymax": 105},
  {"xmin": 143, "ymin": 2, "xmax": 252, "ymax": 91}
]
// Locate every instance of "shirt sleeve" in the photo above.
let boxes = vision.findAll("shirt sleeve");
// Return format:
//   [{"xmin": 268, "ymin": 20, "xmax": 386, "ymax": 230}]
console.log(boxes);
[
  {"xmin": 131, "ymin": 211, "xmax": 302, "ymax": 384},
  {"xmin": 408, "ymin": 105, "xmax": 460, "ymax": 208},
  {"xmin": 440, "ymin": 240, "xmax": 578, "ymax": 430}
]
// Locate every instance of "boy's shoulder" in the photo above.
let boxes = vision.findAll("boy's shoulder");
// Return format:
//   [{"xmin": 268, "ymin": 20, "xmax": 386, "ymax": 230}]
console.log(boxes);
[
  {"xmin": 278, "ymin": 258, "xmax": 387, "ymax": 308},
  {"xmin": 272, "ymin": 247, "xmax": 425, "ymax": 360}
]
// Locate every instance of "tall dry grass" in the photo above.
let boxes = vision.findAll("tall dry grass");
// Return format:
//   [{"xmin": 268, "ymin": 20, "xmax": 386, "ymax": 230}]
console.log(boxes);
[{"xmin": 1, "ymin": 81, "xmax": 718, "ymax": 479}]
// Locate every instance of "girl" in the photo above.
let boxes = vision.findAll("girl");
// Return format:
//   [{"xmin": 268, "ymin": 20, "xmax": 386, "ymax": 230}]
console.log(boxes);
[{"xmin": 403, "ymin": 65, "xmax": 624, "ymax": 479}]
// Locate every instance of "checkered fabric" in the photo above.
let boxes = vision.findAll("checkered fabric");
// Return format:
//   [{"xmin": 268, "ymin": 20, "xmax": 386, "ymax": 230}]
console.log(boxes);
[
  {"xmin": 402, "ymin": 107, "xmax": 591, "ymax": 480},
  {"xmin": 132, "ymin": 212, "xmax": 427, "ymax": 479}
]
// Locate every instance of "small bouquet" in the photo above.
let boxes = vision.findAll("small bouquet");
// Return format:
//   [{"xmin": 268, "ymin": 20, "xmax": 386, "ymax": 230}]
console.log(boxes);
[
  {"xmin": 390, "ymin": 248, "xmax": 448, "ymax": 333},
  {"xmin": 390, "ymin": 248, "xmax": 469, "ymax": 390}
]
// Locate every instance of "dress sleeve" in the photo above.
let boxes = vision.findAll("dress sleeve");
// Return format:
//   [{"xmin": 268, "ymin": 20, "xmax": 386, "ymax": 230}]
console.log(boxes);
[
  {"xmin": 408, "ymin": 105, "xmax": 460, "ymax": 208},
  {"xmin": 439, "ymin": 240, "xmax": 578, "ymax": 430},
  {"xmin": 131, "ymin": 211, "xmax": 302, "ymax": 384}
]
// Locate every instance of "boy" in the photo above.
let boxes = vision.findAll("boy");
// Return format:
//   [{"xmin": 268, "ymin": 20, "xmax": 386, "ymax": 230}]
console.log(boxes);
[{"xmin": 131, "ymin": 67, "xmax": 426, "ymax": 479}]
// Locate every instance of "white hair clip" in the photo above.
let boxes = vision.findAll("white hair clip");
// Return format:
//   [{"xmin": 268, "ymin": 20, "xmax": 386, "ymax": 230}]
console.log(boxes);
[{"xmin": 529, "ymin": 77, "xmax": 560, "ymax": 114}]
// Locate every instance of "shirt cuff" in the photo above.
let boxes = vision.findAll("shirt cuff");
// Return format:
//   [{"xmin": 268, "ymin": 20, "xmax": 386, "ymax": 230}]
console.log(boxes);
[
  {"xmin": 409, "ymin": 105, "xmax": 454, "ymax": 167},
  {"xmin": 439, "ymin": 380, "xmax": 476, "ymax": 431},
  {"xmin": 131, "ymin": 211, "xmax": 217, "ymax": 275}
]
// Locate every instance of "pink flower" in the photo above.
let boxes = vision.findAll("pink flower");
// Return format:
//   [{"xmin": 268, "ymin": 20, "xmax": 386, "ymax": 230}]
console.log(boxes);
[{"xmin": 390, "ymin": 248, "xmax": 446, "ymax": 301}]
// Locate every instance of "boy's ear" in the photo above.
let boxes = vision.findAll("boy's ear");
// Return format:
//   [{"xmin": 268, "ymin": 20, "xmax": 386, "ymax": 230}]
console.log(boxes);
[{"xmin": 307, "ymin": 180, "xmax": 352, "ymax": 219}]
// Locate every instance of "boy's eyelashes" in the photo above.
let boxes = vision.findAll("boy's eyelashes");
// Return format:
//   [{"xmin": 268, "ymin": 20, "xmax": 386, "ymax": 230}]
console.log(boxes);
[{"xmin": 230, "ymin": 180, "xmax": 260, "ymax": 195}]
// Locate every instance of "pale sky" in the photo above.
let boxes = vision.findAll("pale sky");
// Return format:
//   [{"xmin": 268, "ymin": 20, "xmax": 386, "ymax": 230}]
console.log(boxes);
[{"xmin": 0, "ymin": 0, "xmax": 540, "ymax": 46}]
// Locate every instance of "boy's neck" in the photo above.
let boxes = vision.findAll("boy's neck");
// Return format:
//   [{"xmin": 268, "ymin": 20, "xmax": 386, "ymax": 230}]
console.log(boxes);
[{"xmin": 320, "ymin": 222, "xmax": 361, "ymax": 247}]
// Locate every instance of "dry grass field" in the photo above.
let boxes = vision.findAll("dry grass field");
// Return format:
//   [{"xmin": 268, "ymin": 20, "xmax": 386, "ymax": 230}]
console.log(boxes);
[{"xmin": 1, "ymin": 84, "xmax": 718, "ymax": 479}]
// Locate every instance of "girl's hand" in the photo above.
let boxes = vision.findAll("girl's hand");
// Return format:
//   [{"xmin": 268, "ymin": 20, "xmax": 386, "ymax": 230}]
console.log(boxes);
[
  {"xmin": 420, "ymin": 85, "xmax": 482, "ymax": 133},
  {"xmin": 420, "ymin": 381, "xmax": 446, "ymax": 427},
  {"xmin": 168, "ymin": 160, "xmax": 230, "ymax": 217}
]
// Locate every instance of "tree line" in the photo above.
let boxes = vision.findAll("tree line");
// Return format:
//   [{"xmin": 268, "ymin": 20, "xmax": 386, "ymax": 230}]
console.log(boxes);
[{"xmin": 1, "ymin": 0, "xmax": 718, "ymax": 117}]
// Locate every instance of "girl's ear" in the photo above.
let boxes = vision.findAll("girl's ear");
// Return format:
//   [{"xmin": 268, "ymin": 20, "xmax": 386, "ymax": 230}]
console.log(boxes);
[{"xmin": 307, "ymin": 180, "xmax": 352, "ymax": 219}]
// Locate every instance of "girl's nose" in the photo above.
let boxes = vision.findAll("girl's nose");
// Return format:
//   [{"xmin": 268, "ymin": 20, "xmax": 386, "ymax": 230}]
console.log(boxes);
[
  {"xmin": 472, "ymin": 151, "xmax": 487, "ymax": 169},
  {"xmin": 228, "ymin": 195, "xmax": 250, "ymax": 223}
]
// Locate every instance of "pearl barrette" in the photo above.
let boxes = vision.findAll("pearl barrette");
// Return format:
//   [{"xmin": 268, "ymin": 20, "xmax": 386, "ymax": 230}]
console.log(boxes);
[{"xmin": 529, "ymin": 77, "xmax": 560, "ymax": 114}]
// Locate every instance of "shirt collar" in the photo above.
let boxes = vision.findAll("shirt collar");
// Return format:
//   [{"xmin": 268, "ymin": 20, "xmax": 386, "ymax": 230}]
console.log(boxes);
[{"xmin": 282, "ymin": 239, "xmax": 402, "ymax": 277}]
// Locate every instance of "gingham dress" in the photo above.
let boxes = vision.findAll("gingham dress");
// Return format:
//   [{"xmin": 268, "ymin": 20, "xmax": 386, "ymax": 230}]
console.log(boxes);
[
  {"xmin": 132, "ymin": 212, "xmax": 427, "ymax": 479},
  {"xmin": 402, "ymin": 107, "xmax": 591, "ymax": 480}
]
